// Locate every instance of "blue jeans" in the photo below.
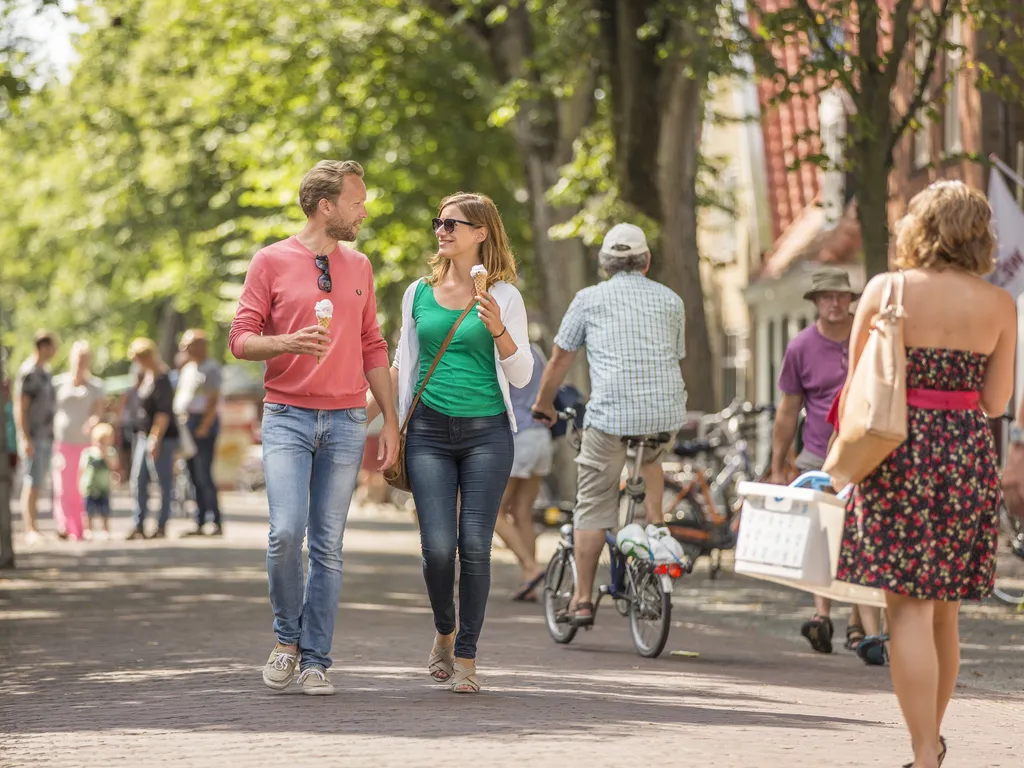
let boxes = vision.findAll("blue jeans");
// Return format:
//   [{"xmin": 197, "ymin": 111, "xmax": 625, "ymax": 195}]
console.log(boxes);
[
  {"xmin": 405, "ymin": 403, "xmax": 514, "ymax": 660},
  {"xmin": 261, "ymin": 403, "xmax": 366, "ymax": 670},
  {"xmin": 130, "ymin": 435, "xmax": 178, "ymax": 530},
  {"xmin": 185, "ymin": 414, "xmax": 221, "ymax": 527}
]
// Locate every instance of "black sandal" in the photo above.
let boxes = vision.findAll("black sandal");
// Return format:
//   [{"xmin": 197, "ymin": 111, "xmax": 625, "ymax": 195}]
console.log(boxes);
[
  {"xmin": 800, "ymin": 615, "xmax": 834, "ymax": 654},
  {"xmin": 570, "ymin": 601, "xmax": 595, "ymax": 627},
  {"xmin": 511, "ymin": 571, "xmax": 546, "ymax": 602},
  {"xmin": 845, "ymin": 623, "xmax": 865, "ymax": 651},
  {"xmin": 901, "ymin": 735, "xmax": 946, "ymax": 768}
]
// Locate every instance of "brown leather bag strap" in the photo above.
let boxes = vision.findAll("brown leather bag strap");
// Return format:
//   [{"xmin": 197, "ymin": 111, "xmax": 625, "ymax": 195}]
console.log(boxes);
[{"xmin": 399, "ymin": 300, "xmax": 476, "ymax": 434}]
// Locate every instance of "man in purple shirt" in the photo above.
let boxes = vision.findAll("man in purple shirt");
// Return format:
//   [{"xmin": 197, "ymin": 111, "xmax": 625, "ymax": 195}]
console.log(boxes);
[
  {"xmin": 771, "ymin": 267, "xmax": 853, "ymax": 478},
  {"xmin": 770, "ymin": 267, "xmax": 874, "ymax": 657}
]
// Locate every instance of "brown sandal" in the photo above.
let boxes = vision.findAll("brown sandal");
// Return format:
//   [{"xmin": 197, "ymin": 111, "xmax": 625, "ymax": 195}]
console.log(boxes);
[
  {"xmin": 449, "ymin": 660, "xmax": 480, "ymax": 694},
  {"xmin": 428, "ymin": 638, "xmax": 455, "ymax": 682}
]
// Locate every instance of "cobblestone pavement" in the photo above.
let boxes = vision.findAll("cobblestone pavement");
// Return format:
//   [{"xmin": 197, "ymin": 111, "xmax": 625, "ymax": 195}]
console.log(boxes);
[{"xmin": 1, "ymin": 492, "xmax": 1021, "ymax": 768}]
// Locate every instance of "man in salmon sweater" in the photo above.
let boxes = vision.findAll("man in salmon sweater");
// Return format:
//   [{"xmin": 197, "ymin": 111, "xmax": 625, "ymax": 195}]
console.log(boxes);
[{"xmin": 229, "ymin": 160, "xmax": 399, "ymax": 695}]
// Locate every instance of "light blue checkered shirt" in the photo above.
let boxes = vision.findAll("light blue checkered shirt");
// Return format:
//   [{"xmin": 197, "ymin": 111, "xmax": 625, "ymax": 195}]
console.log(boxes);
[{"xmin": 554, "ymin": 272, "xmax": 687, "ymax": 436}]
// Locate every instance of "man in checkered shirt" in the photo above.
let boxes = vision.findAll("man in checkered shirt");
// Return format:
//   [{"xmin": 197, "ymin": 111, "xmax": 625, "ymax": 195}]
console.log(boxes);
[{"xmin": 533, "ymin": 223, "xmax": 687, "ymax": 627}]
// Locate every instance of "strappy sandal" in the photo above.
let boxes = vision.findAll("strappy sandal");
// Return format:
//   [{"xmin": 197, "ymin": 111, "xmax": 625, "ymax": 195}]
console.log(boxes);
[
  {"xmin": 428, "ymin": 638, "xmax": 455, "ymax": 683},
  {"xmin": 555, "ymin": 600, "xmax": 595, "ymax": 627},
  {"xmin": 449, "ymin": 660, "xmax": 480, "ymax": 694},
  {"xmin": 800, "ymin": 614, "xmax": 834, "ymax": 654},
  {"xmin": 845, "ymin": 623, "xmax": 865, "ymax": 651},
  {"xmin": 511, "ymin": 571, "xmax": 546, "ymax": 602},
  {"xmin": 901, "ymin": 735, "xmax": 946, "ymax": 768}
]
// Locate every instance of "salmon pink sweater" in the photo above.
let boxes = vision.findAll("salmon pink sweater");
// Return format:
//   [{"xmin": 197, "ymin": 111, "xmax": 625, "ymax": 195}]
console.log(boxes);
[{"xmin": 229, "ymin": 236, "xmax": 390, "ymax": 410}]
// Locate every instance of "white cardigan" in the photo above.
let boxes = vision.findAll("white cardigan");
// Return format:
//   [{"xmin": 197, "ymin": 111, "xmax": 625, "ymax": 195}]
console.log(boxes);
[{"xmin": 393, "ymin": 278, "xmax": 534, "ymax": 432}]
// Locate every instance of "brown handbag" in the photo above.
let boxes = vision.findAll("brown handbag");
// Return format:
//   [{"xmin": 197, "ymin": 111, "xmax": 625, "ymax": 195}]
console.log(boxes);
[
  {"xmin": 823, "ymin": 271, "xmax": 908, "ymax": 487},
  {"xmin": 382, "ymin": 300, "xmax": 476, "ymax": 492}
]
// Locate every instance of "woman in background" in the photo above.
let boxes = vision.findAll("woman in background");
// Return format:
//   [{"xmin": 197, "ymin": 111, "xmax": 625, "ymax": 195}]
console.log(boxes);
[
  {"xmin": 125, "ymin": 338, "xmax": 180, "ymax": 540},
  {"xmin": 51, "ymin": 341, "xmax": 106, "ymax": 540}
]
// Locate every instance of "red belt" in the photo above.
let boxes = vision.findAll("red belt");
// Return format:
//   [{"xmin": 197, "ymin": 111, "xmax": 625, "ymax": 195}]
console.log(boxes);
[{"xmin": 906, "ymin": 388, "xmax": 980, "ymax": 410}]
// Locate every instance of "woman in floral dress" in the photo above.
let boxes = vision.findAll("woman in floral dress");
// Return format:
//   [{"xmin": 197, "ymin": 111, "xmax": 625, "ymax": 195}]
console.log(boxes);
[{"xmin": 835, "ymin": 182, "xmax": 1016, "ymax": 768}]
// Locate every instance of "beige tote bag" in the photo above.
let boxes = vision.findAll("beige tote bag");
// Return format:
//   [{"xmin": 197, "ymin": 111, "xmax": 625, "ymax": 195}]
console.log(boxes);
[{"xmin": 823, "ymin": 272, "xmax": 908, "ymax": 487}]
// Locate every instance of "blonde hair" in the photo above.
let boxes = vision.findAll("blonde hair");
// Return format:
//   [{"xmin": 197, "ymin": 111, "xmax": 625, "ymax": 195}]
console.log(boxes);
[
  {"xmin": 427, "ymin": 192, "xmax": 517, "ymax": 288},
  {"xmin": 298, "ymin": 160, "xmax": 365, "ymax": 217},
  {"xmin": 893, "ymin": 181, "xmax": 995, "ymax": 275},
  {"xmin": 91, "ymin": 422, "xmax": 115, "ymax": 444},
  {"xmin": 71, "ymin": 340, "xmax": 91, "ymax": 361},
  {"xmin": 128, "ymin": 337, "xmax": 163, "ymax": 366}
]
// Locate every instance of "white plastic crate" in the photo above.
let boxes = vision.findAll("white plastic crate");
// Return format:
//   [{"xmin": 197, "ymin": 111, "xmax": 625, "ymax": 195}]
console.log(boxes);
[{"xmin": 735, "ymin": 481, "xmax": 885, "ymax": 608}]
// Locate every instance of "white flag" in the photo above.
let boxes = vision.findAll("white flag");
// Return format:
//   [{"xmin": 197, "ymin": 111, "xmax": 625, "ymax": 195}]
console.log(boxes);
[{"xmin": 988, "ymin": 167, "xmax": 1024, "ymax": 298}]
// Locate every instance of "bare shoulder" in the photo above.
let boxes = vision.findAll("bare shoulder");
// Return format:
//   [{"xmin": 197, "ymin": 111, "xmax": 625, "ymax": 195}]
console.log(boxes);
[{"xmin": 981, "ymin": 279, "xmax": 1017, "ymax": 324}]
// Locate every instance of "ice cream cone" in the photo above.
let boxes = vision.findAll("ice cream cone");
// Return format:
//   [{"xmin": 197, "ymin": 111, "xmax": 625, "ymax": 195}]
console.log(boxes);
[
  {"xmin": 317, "ymin": 316, "xmax": 331, "ymax": 364},
  {"xmin": 471, "ymin": 264, "xmax": 488, "ymax": 297}
]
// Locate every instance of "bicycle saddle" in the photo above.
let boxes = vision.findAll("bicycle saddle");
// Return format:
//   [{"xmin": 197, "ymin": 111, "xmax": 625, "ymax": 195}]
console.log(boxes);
[{"xmin": 621, "ymin": 432, "xmax": 673, "ymax": 447}]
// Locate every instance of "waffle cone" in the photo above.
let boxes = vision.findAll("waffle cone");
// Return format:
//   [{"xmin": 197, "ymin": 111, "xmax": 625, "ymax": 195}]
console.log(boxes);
[
  {"xmin": 316, "ymin": 316, "xmax": 332, "ymax": 364},
  {"xmin": 473, "ymin": 274, "xmax": 487, "ymax": 296}
]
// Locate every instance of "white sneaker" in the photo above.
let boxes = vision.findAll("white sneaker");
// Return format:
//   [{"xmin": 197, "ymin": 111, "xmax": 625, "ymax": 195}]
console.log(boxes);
[
  {"xmin": 262, "ymin": 646, "xmax": 298, "ymax": 691},
  {"xmin": 298, "ymin": 666, "xmax": 336, "ymax": 696}
]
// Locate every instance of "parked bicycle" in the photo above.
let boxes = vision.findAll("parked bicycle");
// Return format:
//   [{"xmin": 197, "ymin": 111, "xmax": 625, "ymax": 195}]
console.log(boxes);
[
  {"xmin": 619, "ymin": 400, "xmax": 775, "ymax": 577},
  {"xmin": 542, "ymin": 407, "xmax": 691, "ymax": 658},
  {"xmin": 994, "ymin": 500, "xmax": 1024, "ymax": 608}
]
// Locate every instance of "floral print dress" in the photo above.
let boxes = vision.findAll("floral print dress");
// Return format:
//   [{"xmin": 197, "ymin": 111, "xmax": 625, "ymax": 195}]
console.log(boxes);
[{"xmin": 836, "ymin": 347, "xmax": 1001, "ymax": 601}]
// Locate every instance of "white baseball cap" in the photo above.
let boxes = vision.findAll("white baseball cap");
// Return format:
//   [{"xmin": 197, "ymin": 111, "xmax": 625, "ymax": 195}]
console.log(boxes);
[{"xmin": 599, "ymin": 223, "xmax": 649, "ymax": 257}]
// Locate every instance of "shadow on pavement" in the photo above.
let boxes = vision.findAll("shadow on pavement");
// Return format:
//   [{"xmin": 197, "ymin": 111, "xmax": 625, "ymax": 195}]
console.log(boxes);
[{"xmin": 2, "ymin": 505, "xmax": 1022, "ymax": 741}]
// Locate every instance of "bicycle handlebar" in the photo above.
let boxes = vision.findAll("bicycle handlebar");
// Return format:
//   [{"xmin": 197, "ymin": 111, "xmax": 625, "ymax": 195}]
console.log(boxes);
[{"xmin": 531, "ymin": 407, "xmax": 577, "ymax": 423}]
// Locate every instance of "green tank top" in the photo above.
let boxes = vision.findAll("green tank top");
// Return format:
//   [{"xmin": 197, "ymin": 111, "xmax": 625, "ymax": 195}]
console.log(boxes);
[{"xmin": 413, "ymin": 281, "xmax": 506, "ymax": 418}]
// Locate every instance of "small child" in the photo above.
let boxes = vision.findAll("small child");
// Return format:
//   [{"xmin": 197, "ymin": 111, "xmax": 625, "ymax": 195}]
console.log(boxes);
[{"xmin": 80, "ymin": 423, "xmax": 119, "ymax": 538}]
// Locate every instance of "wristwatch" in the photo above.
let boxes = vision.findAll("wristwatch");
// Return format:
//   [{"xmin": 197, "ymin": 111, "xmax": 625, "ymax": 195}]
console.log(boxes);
[{"xmin": 1010, "ymin": 422, "xmax": 1024, "ymax": 445}]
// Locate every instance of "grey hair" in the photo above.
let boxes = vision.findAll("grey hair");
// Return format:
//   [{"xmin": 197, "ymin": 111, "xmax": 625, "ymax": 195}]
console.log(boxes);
[{"xmin": 599, "ymin": 250, "xmax": 650, "ymax": 276}]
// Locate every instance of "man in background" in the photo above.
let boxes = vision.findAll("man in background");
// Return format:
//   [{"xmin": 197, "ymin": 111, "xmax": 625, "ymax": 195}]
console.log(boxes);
[
  {"xmin": 174, "ymin": 329, "xmax": 224, "ymax": 536},
  {"xmin": 14, "ymin": 331, "xmax": 59, "ymax": 542},
  {"xmin": 770, "ymin": 267, "xmax": 879, "ymax": 660}
]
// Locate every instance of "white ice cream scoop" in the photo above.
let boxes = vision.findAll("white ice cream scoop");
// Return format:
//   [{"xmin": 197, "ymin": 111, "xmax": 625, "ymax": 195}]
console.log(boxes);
[{"xmin": 314, "ymin": 299, "xmax": 334, "ymax": 319}]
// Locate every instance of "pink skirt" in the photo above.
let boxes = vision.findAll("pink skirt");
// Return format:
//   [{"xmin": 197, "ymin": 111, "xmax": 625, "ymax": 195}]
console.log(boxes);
[{"xmin": 53, "ymin": 442, "xmax": 87, "ymax": 539}]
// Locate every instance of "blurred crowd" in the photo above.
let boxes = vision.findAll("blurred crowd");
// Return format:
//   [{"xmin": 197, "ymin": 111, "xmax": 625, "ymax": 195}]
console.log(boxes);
[{"xmin": 3, "ymin": 328, "xmax": 223, "ymax": 542}]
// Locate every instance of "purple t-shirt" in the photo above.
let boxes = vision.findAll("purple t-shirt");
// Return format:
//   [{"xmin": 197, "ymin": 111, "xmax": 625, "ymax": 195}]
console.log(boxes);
[{"xmin": 777, "ymin": 325, "xmax": 848, "ymax": 458}]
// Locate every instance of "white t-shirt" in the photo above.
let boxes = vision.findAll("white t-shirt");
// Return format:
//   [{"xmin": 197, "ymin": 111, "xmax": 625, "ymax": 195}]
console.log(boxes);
[
  {"xmin": 173, "ymin": 359, "xmax": 223, "ymax": 416},
  {"xmin": 52, "ymin": 374, "xmax": 105, "ymax": 445}
]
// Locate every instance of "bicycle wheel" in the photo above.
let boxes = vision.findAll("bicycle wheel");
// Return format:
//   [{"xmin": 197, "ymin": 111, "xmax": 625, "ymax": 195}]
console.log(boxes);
[
  {"xmin": 994, "ymin": 503, "xmax": 1024, "ymax": 607},
  {"xmin": 627, "ymin": 560, "xmax": 672, "ymax": 658},
  {"xmin": 543, "ymin": 549, "xmax": 579, "ymax": 644}
]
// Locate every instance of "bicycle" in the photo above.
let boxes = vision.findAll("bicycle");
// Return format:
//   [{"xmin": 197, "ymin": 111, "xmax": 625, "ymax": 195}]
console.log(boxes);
[
  {"xmin": 623, "ymin": 401, "xmax": 775, "ymax": 577},
  {"xmin": 542, "ymin": 407, "xmax": 691, "ymax": 658},
  {"xmin": 994, "ymin": 500, "xmax": 1024, "ymax": 608}
]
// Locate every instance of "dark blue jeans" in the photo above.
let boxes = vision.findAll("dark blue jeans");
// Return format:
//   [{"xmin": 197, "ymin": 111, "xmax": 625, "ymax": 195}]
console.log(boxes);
[
  {"xmin": 185, "ymin": 414, "xmax": 221, "ymax": 527},
  {"xmin": 130, "ymin": 434, "xmax": 178, "ymax": 531},
  {"xmin": 405, "ymin": 402, "xmax": 514, "ymax": 660}
]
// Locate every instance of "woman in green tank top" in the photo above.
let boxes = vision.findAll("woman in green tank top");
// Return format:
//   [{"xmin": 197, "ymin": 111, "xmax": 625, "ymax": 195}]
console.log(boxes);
[{"xmin": 368, "ymin": 192, "xmax": 534, "ymax": 694}]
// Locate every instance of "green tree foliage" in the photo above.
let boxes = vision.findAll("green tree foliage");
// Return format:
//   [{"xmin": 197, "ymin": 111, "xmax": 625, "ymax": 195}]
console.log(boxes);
[
  {"xmin": 749, "ymin": 0, "xmax": 964, "ymax": 278},
  {"xmin": 0, "ymin": 0, "xmax": 529, "ymax": 371}
]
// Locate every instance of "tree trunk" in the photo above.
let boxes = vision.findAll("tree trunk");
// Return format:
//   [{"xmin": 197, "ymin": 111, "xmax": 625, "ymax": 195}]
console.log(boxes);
[
  {"xmin": 484, "ymin": 4, "xmax": 592, "ymax": 386},
  {"xmin": 855, "ymin": 150, "xmax": 892, "ymax": 279},
  {"xmin": 597, "ymin": 0, "xmax": 716, "ymax": 412},
  {"xmin": 0, "ymin": 324, "xmax": 14, "ymax": 569}
]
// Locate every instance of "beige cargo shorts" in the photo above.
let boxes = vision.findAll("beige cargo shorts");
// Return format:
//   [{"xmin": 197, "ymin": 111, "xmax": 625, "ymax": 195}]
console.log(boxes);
[{"xmin": 573, "ymin": 427, "xmax": 673, "ymax": 531}]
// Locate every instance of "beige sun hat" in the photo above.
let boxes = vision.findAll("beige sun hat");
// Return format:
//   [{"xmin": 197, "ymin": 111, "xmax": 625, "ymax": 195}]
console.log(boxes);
[{"xmin": 803, "ymin": 266, "xmax": 861, "ymax": 302}]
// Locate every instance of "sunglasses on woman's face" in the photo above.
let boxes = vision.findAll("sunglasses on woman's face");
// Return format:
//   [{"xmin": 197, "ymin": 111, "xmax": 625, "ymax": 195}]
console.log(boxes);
[
  {"xmin": 315, "ymin": 254, "xmax": 332, "ymax": 293},
  {"xmin": 432, "ymin": 217, "xmax": 479, "ymax": 234}
]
